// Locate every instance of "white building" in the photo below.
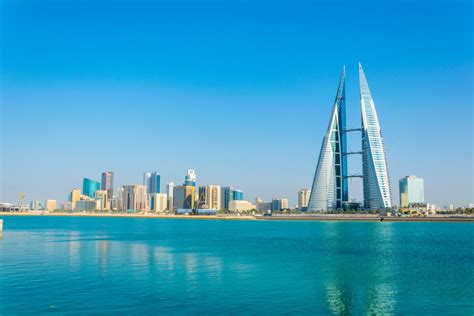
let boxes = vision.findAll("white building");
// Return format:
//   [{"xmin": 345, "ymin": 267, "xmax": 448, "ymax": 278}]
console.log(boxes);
[
  {"xmin": 30, "ymin": 200, "xmax": 41, "ymax": 210},
  {"xmin": 167, "ymin": 182, "xmax": 175, "ymax": 211},
  {"xmin": 298, "ymin": 189, "xmax": 311, "ymax": 210},
  {"xmin": 281, "ymin": 198, "xmax": 289, "ymax": 210},
  {"xmin": 229, "ymin": 200, "xmax": 255, "ymax": 212},
  {"xmin": 149, "ymin": 193, "xmax": 168, "ymax": 212},
  {"xmin": 201, "ymin": 185, "xmax": 221, "ymax": 210}
]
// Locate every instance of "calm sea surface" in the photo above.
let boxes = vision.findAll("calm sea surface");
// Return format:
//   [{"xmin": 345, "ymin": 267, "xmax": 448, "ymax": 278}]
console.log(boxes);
[{"xmin": 0, "ymin": 216, "xmax": 473, "ymax": 314}]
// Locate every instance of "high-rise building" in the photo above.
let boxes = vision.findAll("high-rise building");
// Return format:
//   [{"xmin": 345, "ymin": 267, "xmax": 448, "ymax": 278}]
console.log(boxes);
[
  {"xmin": 271, "ymin": 199, "xmax": 281, "ymax": 211},
  {"xmin": 101, "ymin": 171, "xmax": 114, "ymax": 199},
  {"xmin": 30, "ymin": 200, "xmax": 41, "ymax": 210},
  {"xmin": 233, "ymin": 190, "xmax": 244, "ymax": 201},
  {"xmin": 148, "ymin": 172, "xmax": 161, "ymax": 194},
  {"xmin": 70, "ymin": 188, "xmax": 81, "ymax": 209},
  {"xmin": 149, "ymin": 193, "xmax": 168, "ymax": 212},
  {"xmin": 221, "ymin": 187, "xmax": 235, "ymax": 210},
  {"xmin": 83, "ymin": 178, "xmax": 101, "ymax": 198},
  {"xmin": 298, "ymin": 189, "xmax": 311, "ymax": 210},
  {"xmin": 183, "ymin": 185, "xmax": 196, "ymax": 209},
  {"xmin": 280, "ymin": 198, "xmax": 289, "ymax": 210},
  {"xmin": 143, "ymin": 172, "xmax": 151, "ymax": 188},
  {"xmin": 199, "ymin": 185, "xmax": 221, "ymax": 210},
  {"xmin": 359, "ymin": 63, "xmax": 392, "ymax": 210},
  {"xmin": 167, "ymin": 182, "xmax": 175, "ymax": 211},
  {"xmin": 45, "ymin": 199, "xmax": 57, "ymax": 211},
  {"xmin": 95, "ymin": 190, "xmax": 108, "ymax": 210},
  {"xmin": 184, "ymin": 170, "xmax": 197, "ymax": 186},
  {"xmin": 173, "ymin": 186, "xmax": 185, "ymax": 210},
  {"xmin": 399, "ymin": 175, "xmax": 424, "ymax": 208},
  {"xmin": 307, "ymin": 67, "xmax": 347, "ymax": 211},
  {"xmin": 122, "ymin": 185, "xmax": 148, "ymax": 211}
]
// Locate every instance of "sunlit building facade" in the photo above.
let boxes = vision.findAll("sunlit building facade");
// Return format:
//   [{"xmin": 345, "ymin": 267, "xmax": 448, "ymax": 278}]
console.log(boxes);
[{"xmin": 359, "ymin": 63, "xmax": 392, "ymax": 209}]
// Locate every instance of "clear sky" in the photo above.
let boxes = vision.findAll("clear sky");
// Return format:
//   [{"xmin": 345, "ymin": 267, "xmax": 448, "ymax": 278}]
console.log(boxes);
[{"xmin": 1, "ymin": 0, "xmax": 473, "ymax": 207}]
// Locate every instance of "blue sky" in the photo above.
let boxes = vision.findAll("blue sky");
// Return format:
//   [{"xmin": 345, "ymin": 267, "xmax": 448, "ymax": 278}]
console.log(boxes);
[{"xmin": 1, "ymin": 0, "xmax": 473, "ymax": 207}]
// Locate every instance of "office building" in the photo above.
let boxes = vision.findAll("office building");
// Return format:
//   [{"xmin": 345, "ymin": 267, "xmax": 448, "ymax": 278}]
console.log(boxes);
[
  {"xmin": 83, "ymin": 178, "xmax": 101, "ymax": 198},
  {"xmin": 307, "ymin": 67, "xmax": 347, "ymax": 211},
  {"xmin": 280, "ymin": 198, "xmax": 289, "ymax": 210},
  {"xmin": 149, "ymin": 193, "xmax": 168, "ymax": 212},
  {"xmin": 167, "ymin": 182, "xmax": 175, "ymax": 211},
  {"xmin": 399, "ymin": 175, "xmax": 425, "ymax": 208},
  {"xmin": 70, "ymin": 188, "xmax": 81, "ymax": 208},
  {"xmin": 229, "ymin": 200, "xmax": 255, "ymax": 212},
  {"xmin": 360, "ymin": 63, "xmax": 392, "ymax": 210},
  {"xmin": 256, "ymin": 198, "xmax": 272, "ymax": 212},
  {"xmin": 221, "ymin": 187, "xmax": 235, "ymax": 210},
  {"xmin": 173, "ymin": 186, "xmax": 185, "ymax": 210},
  {"xmin": 45, "ymin": 199, "xmax": 57, "ymax": 211},
  {"xmin": 30, "ymin": 200, "xmax": 41, "ymax": 210},
  {"xmin": 198, "ymin": 185, "xmax": 221, "ymax": 210},
  {"xmin": 95, "ymin": 190, "xmax": 108, "ymax": 210},
  {"xmin": 298, "ymin": 189, "xmax": 311, "ymax": 209},
  {"xmin": 74, "ymin": 200, "xmax": 96, "ymax": 211},
  {"xmin": 122, "ymin": 185, "xmax": 148, "ymax": 211},
  {"xmin": 183, "ymin": 185, "xmax": 196, "ymax": 209},
  {"xmin": 101, "ymin": 171, "xmax": 114, "ymax": 199},
  {"xmin": 184, "ymin": 169, "xmax": 197, "ymax": 186},
  {"xmin": 149, "ymin": 172, "xmax": 161, "ymax": 194},
  {"xmin": 233, "ymin": 190, "xmax": 244, "ymax": 201},
  {"xmin": 143, "ymin": 172, "xmax": 151, "ymax": 188}
]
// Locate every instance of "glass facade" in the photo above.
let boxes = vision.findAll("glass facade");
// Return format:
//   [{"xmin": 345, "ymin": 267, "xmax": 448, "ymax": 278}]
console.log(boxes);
[
  {"xmin": 82, "ymin": 178, "xmax": 101, "ymax": 198},
  {"xmin": 359, "ymin": 63, "xmax": 392, "ymax": 209},
  {"xmin": 307, "ymin": 67, "xmax": 347, "ymax": 211},
  {"xmin": 233, "ymin": 190, "xmax": 244, "ymax": 201},
  {"xmin": 149, "ymin": 172, "xmax": 161, "ymax": 194},
  {"xmin": 399, "ymin": 176, "xmax": 424, "ymax": 207}
]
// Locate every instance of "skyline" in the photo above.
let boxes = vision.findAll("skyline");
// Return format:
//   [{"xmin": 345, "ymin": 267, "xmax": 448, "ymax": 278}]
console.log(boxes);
[{"xmin": 1, "ymin": 0, "xmax": 473, "ymax": 207}]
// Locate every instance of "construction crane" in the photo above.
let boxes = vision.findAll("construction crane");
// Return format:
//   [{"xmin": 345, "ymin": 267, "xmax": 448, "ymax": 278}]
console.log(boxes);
[{"xmin": 192, "ymin": 190, "xmax": 206, "ymax": 215}]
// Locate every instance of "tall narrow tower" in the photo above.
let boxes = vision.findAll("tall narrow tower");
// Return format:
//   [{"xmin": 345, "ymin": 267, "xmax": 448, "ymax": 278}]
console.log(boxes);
[
  {"xmin": 307, "ymin": 67, "xmax": 347, "ymax": 211},
  {"xmin": 359, "ymin": 63, "xmax": 392, "ymax": 209}
]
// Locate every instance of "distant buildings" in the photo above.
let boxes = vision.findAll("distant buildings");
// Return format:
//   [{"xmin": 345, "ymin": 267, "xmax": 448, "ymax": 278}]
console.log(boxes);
[
  {"xmin": 256, "ymin": 197, "xmax": 272, "ymax": 212},
  {"xmin": 122, "ymin": 185, "xmax": 148, "ymax": 211},
  {"xmin": 229, "ymin": 200, "xmax": 255, "ymax": 212},
  {"xmin": 199, "ymin": 185, "xmax": 221, "ymax": 210},
  {"xmin": 149, "ymin": 172, "xmax": 161, "ymax": 194},
  {"xmin": 298, "ymin": 189, "xmax": 311, "ymax": 210},
  {"xmin": 271, "ymin": 198, "xmax": 289, "ymax": 211},
  {"xmin": 399, "ymin": 175, "xmax": 425, "ymax": 207},
  {"xmin": 101, "ymin": 171, "xmax": 114, "ymax": 199},
  {"xmin": 30, "ymin": 200, "xmax": 41, "ymax": 210},
  {"xmin": 233, "ymin": 190, "xmax": 244, "ymax": 201},
  {"xmin": 70, "ymin": 188, "xmax": 81, "ymax": 208},
  {"xmin": 173, "ymin": 186, "xmax": 185, "ymax": 210},
  {"xmin": 149, "ymin": 193, "xmax": 167, "ymax": 212},
  {"xmin": 45, "ymin": 199, "xmax": 57, "ymax": 211},
  {"xmin": 184, "ymin": 170, "xmax": 197, "ymax": 186},
  {"xmin": 95, "ymin": 190, "xmax": 108, "ymax": 210},
  {"xmin": 167, "ymin": 182, "xmax": 175, "ymax": 211},
  {"xmin": 221, "ymin": 187, "xmax": 245, "ymax": 210},
  {"xmin": 83, "ymin": 178, "xmax": 101, "ymax": 198}
]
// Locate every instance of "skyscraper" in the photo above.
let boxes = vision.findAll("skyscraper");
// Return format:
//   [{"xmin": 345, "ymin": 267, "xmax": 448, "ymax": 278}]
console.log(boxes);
[
  {"xmin": 233, "ymin": 190, "xmax": 244, "ymax": 201},
  {"xmin": 199, "ymin": 185, "xmax": 221, "ymax": 210},
  {"xmin": 184, "ymin": 170, "xmax": 197, "ymax": 186},
  {"xmin": 101, "ymin": 171, "xmax": 114, "ymax": 199},
  {"xmin": 307, "ymin": 67, "xmax": 347, "ymax": 211},
  {"xmin": 122, "ymin": 185, "xmax": 148, "ymax": 211},
  {"xmin": 143, "ymin": 172, "xmax": 151, "ymax": 188},
  {"xmin": 221, "ymin": 187, "xmax": 235, "ymax": 210},
  {"xmin": 149, "ymin": 172, "xmax": 161, "ymax": 194},
  {"xmin": 167, "ymin": 182, "xmax": 175, "ymax": 211},
  {"xmin": 399, "ymin": 175, "xmax": 424, "ymax": 207},
  {"xmin": 359, "ymin": 63, "xmax": 392, "ymax": 209},
  {"xmin": 83, "ymin": 178, "xmax": 101, "ymax": 198}
]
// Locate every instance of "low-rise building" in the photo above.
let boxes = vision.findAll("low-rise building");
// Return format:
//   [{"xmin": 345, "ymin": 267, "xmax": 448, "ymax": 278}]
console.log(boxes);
[{"xmin": 229, "ymin": 200, "xmax": 255, "ymax": 212}]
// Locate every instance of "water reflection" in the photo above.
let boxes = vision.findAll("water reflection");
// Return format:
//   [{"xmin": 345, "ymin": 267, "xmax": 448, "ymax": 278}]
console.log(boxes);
[{"xmin": 323, "ymin": 222, "xmax": 398, "ymax": 315}]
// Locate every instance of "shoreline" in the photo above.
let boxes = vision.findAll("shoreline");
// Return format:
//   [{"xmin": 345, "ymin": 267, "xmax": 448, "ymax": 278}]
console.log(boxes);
[{"xmin": 1, "ymin": 212, "xmax": 473, "ymax": 222}]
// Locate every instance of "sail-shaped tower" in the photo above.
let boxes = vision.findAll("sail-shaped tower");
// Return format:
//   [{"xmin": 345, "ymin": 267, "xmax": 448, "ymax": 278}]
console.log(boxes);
[
  {"xmin": 359, "ymin": 63, "xmax": 392, "ymax": 209},
  {"xmin": 307, "ymin": 67, "xmax": 347, "ymax": 211}
]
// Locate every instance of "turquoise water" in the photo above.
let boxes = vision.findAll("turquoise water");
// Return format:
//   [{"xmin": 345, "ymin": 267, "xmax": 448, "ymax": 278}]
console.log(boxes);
[{"xmin": 0, "ymin": 216, "xmax": 473, "ymax": 314}]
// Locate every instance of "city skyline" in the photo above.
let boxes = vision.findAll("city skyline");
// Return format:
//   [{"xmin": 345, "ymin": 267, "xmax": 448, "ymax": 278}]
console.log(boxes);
[{"xmin": 1, "ymin": 0, "xmax": 472, "ymax": 207}]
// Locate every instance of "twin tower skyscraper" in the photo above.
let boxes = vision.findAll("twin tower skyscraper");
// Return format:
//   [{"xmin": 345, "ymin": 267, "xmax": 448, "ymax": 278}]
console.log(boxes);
[{"xmin": 307, "ymin": 63, "xmax": 392, "ymax": 211}]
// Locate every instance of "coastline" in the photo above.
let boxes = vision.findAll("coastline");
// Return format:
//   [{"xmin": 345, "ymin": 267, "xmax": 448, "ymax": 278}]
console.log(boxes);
[{"xmin": 1, "ymin": 212, "xmax": 473, "ymax": 222}]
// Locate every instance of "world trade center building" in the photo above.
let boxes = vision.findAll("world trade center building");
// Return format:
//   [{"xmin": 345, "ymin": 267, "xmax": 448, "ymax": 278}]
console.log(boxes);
[{"xmin": 307, "ymin": 64, "xmax": 392, "ymax": 211}]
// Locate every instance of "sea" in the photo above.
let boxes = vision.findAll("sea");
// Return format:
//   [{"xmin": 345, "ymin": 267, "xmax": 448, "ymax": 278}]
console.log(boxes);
[{"xmin": 0, "ymin": 216, "xmax": 473, "ymax": 314}]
